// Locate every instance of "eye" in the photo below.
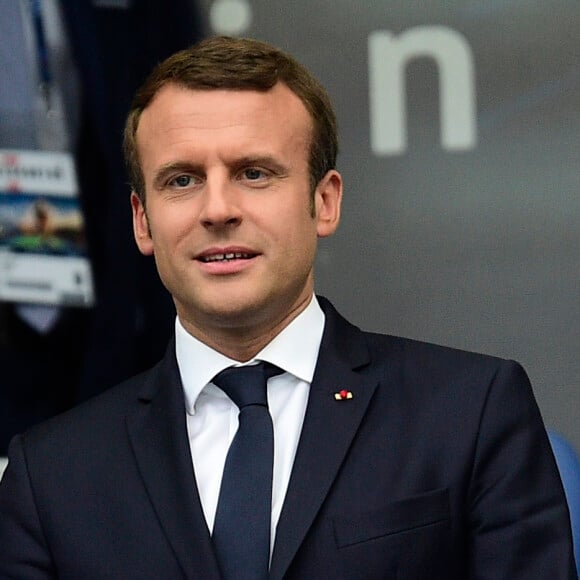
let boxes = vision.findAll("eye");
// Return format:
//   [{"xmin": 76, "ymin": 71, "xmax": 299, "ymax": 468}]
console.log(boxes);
[
  {"xmin": 242, "ymin": 168, "xmax": 266, "ymax": 181},
  {"xmin": 169, "ymin": 174, "xmax": 193, "ymax": 187}
]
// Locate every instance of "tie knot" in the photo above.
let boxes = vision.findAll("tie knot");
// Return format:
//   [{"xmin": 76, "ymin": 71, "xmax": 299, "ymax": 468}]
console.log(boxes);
[{"xmin": 212, "ymin": 361, "xmax": 282, "ymax": 409}]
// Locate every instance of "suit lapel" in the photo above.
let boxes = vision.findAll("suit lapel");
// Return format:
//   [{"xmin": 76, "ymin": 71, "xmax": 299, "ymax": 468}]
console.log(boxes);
[
  {"xmin": 269, "ymin": 298, "xmax": 379, "ymax": 580},
  {"xmin": 126, "ymin": 341, "xmax": 222, "ymax": 579}
]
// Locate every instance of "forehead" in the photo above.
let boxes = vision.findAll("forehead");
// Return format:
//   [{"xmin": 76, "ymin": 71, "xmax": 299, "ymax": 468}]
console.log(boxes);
[{"xmin": 135, "ymin": 82, "xmax": 313, "ymax": 157}]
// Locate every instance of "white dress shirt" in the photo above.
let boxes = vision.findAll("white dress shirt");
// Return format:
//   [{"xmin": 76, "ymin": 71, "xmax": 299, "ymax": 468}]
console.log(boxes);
[{"xmin": 175, "ymin": 295, "xmax": 325, "ymax": 551}]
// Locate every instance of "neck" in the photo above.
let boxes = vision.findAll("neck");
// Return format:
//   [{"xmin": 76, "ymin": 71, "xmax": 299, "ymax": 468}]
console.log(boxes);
[{"xmin": 178, "ymin": 294, "xmax": 313, "ymax": 362}]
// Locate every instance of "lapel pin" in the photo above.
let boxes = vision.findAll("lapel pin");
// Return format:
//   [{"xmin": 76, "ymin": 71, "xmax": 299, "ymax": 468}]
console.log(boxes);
[{"xmin": 334, "ymin": 389, "xmax": 353, "ymax": 401}]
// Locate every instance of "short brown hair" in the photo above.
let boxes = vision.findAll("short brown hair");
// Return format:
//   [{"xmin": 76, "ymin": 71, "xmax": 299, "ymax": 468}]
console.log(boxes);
[{"xmin": 123, "ymin": 36, "xmax": 338, "ymax": 203}]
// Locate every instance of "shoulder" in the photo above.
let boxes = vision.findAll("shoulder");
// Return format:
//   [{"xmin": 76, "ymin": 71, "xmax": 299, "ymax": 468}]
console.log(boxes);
[
  {"xmin": 365, "ymin": 330, "xmax": 513, "ymax": 377},
  {"xmin": 17, "ymin": 363, "xmax": 160, "ymax": 456},
  {"xmin": 365, "ymin": 331, "xmax": 535, "ymax": 418},
  {"xmin": 319, "ymin": 295, "xmax": 527, "ymax": 395}
]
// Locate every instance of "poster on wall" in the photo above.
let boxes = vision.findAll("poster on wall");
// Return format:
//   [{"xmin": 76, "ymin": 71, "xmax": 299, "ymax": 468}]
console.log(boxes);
[{"xmin": 0, "ymin": 149, "xmax": 95, "ymax": 307}]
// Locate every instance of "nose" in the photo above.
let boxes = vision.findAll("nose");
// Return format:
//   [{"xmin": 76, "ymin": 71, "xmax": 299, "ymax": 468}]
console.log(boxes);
[{"xmin": 199, "ymin": 176, "xmax": 242, "ymax": 229}]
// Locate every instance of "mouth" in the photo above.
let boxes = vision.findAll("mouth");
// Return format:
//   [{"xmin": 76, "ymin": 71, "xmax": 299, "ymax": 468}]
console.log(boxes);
[
  {"xmin": 197, "ymin": 250, "xmax": 258, "ymax": 263},
  {"xmin": 196, "ymin": 247, "xmax": 258, "ymax": 264}
]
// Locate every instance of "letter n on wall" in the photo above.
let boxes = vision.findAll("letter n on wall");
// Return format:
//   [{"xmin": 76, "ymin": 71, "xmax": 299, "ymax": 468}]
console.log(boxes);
[{"xmin": 368, "ymin": 26, "xmax": 477, "ymax": 155}]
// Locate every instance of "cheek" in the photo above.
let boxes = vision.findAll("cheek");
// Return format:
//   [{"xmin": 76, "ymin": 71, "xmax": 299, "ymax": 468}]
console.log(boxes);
[
  {"xmin": 277, "ymin": 214, "xmax": 318, "ymax": 261},
  {"xmin": 148, "ymin": 206, "xmax": 194, "ymax": 246}
]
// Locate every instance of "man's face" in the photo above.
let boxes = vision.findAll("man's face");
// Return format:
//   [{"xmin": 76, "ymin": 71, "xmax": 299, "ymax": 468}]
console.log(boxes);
[{"xmin": 131, "ymin": 82, "xmax": 341, "ymax": 339}]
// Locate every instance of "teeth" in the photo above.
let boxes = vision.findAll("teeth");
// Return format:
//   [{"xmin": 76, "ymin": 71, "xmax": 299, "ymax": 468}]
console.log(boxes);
[{"xmin": 201, "ymin": 252, "xmax": 252, "ymax": 263}]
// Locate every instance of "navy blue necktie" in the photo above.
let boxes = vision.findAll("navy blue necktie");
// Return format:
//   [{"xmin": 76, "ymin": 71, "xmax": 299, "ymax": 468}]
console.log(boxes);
[{"xmin": 211, "ymin": 362, "xmax": 282, "ymax": 580}]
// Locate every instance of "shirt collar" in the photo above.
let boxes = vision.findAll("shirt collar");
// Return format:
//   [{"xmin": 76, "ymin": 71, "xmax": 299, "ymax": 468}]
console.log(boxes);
[{"xmin": 175, "ymin": 295, "xmax": 325, "ymax": 414}]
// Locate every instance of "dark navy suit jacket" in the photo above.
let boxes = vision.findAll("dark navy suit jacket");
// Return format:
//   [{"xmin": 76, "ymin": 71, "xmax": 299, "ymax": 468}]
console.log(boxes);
[{"xmin": 0, "ymin": 298, "xmax": 576, "ymax": 579}]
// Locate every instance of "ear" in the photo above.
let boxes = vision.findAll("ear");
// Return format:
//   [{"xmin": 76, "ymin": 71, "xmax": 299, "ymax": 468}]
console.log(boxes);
[
  {"xmin": 131, "ymin": 192, "xmax": 154, "ymax": 255},
  {"xmin": 314, "ymin": 170, "xmax": 342, "ymax": 238}
]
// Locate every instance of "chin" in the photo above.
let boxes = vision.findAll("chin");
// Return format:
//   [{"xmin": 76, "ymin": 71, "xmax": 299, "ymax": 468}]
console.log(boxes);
[{"xmin": 196, "ymin": 295, "xmax": 267, "ymax": 325}]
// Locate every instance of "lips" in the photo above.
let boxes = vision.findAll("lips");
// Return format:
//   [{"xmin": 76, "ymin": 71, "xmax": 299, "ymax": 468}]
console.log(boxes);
[{"xmin": 195, "ymin": 247, "xmax": 259, "ymax": 264}]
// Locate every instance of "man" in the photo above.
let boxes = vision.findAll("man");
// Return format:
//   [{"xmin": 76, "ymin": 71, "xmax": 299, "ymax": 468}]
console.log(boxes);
[{"xmin": 0, "ymin": 37, "xmax": 576, "ymax": 579}]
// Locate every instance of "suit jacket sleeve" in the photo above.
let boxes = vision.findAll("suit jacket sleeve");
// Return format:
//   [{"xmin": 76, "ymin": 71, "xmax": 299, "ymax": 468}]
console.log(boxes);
[
  {"xmin": 0, "ymin": 435, "xmax": 55, "ymax": 579},
  {"xmin": 467, "ymin": 360, "xmax": 576, "ymax": 578}
]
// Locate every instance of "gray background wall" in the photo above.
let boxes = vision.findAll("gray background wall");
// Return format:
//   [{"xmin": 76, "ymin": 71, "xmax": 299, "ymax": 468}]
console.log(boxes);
[{"xmin": 201, "ymin": 0, "xmax": 579, "ymax": 449}]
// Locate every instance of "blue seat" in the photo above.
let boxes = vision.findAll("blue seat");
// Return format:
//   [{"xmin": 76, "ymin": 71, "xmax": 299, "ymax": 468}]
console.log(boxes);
[{"xmin": 548, "ymin": 430, "xmax": 580, "ymax": 574}]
